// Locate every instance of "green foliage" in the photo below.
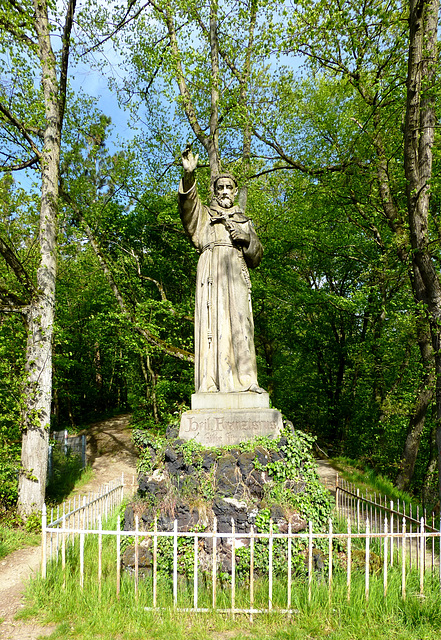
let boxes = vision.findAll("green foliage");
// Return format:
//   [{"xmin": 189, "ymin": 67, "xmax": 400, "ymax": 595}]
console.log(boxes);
[
  {"xmin": 45, "ymin": 448, "xmax": 88, "ymax": 504},
  {"xmin": 134, "ymin": 426, "xmax": 334, "ymax": 533}
]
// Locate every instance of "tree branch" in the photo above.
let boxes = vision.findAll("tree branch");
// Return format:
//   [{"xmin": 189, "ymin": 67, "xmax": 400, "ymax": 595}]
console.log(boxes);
[
  {"xmin": 0, "ymin": 16, "xmax": 36, "ymax": 47},
  {"xmin": 59, "ymin": 0, "xmax": 77, "ymax": 125},
  {"xmin": 0, "ymin": 102, "xmax": 41, "ymax": 159},
  {"xmin": 62, "ymin": 190, "xmax": 194, "ymax": 362},
  {"xmin": 0, "ymin": 155, "xmax": 40, "ymax": 172},
  {"xmin": 81, "ymin": 2, "xmax": 151, "ymax": 56},
  {"xmin": 0, "ymin": 236, "xmax": 36, "ymax": 295}
]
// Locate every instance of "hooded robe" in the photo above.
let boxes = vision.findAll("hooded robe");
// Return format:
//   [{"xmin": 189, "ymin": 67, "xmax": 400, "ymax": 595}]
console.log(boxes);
[{"xmin": 179, "ymin": 180, "xmax": 263, "ymax": 393}]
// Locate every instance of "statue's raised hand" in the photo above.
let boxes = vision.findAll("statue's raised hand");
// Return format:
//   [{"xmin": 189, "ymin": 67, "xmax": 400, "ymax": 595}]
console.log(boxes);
[{"xmin": 182, "ymin": 145, "xmax": 198, "ymax": 173}]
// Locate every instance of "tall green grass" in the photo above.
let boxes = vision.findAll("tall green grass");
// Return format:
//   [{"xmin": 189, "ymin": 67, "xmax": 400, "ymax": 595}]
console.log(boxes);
[
  {"xmin": 0, "ymin": 525, "xmax": 40, "ymax": 560},
  {"xmin": 333, "ymin": 456, "xmax": 424, "ymax": 508},
  {"xmin": 21, "ymin": 512, "xmax": 441, "ymax": 640}
]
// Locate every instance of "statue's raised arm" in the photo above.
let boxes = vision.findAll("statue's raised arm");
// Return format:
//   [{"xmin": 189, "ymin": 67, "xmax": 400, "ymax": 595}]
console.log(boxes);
[{"xmin": 181, "ymin": 146, "xmax": 198, "ymax": 192}]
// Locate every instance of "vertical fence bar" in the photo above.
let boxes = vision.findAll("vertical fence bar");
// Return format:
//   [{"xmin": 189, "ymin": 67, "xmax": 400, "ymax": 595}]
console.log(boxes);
[
  {"xmin": 308, "ymin": 521, "xmax": 313, "ymax": 603},
  {"xmin": 287, "ymin": 521, "xmax": 292, "ymax": 617},
  {"xmin": 98, "ymin": 514, "xmax": 102, "ymax": 599},
  {"xmin": 231, "ymin": 519, "xmax": 236, "ymax": 617},
  {"xmin": 365, "ymin": 519, "xmax": 370, "ymax": 601},
  {"xmin": 328, "ymin": 518, "xmax": 333, "ymax": 602},
  {"xmin": 62, "ymin": 514, "xmax": 66, "ymax": 588},
  {"xmin": 50, "ymin": 506, "xmax": 53, "ymax": 558},
  {"xmin": 390, "ymin": 501, "xmax": 394, "ymax": 567},
  {"xmin": 383, "ymin": 517, "xmax": 388, "ymax": 598},
  {"xmin": 212, "ymin": 517, "xmax": 217, "ymax": 609},
  {"xmin": 401, "ymin": 517, "xmax": 406, "ymax": 601},
  {"xmin": 416, "ymin": 506, "xmax": 419, "ymax": 571},
  {"xmin": 408, "ymin": 504, "xmax": 412, "ymax": 570},
  {"xmin": 374, "ymin": 494, "xmax": 378, "ymax": 533},
  {"xmin": 173, "ymin": 520, "xmax": 178, "ymax": 608},
  {"xmin": 80, "ymin": 529, "xmax": 85, "ymax": 589},
  {"xmin": 424, "ymin": 509, "xmax": 427, "ymax": 573},
  {"xmin": 116, "ymin": 518, "xmax": 121, "ymax": 600},
  {"xmin": 420, "ymin": 517, "xmax": 424, "ymax": 596},
  {"xmin": 83, "ymin": 496, "xmax": 87, "ymax": 534},
  {"xmin": 250, "ymin": 524, "xmax": 255, "ymax": 623},
  {"xmin": 153, "ymin": 516, "xmax": 158, "ymax": 609},
  {"xmin": 439, "ymin": 516, "xmax": 441, "ymax": 590},
  {"xmin": 41, "ymin": 504, "xmax": 47, "ymax": 579},
  {"xmin": 135, "ymin": 515, "xmax": 139, "ymax": 601},
  {"xmin": 194, "ymin": 531, "xmax": 198, "ymax": 611},
  {"xmin": 357, "ymin": 489, "xmax": 360, "ymax": 533},
  {"xmin": 268, "ymin": 519, "xmax": 273, "ymax": 611},
  {"xmin": 347, "ymin": 518, "xmax": 352, "ymax": 602},
  {"xmin": 56, "ymin": 505, "xmax": 60, "ymax": 559}
]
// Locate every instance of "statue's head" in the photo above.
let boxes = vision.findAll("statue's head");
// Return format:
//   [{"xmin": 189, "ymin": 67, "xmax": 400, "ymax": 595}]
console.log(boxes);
[{"xmin": 213, "ymin": 173, "xmax": 238, "ymax": 209}]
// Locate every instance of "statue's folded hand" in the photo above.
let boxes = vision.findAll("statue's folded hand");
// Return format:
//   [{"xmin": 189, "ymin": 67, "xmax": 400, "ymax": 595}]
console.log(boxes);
[{"xmin": 229, "ymin": 225, "xmax": 250, "ymax": 246}]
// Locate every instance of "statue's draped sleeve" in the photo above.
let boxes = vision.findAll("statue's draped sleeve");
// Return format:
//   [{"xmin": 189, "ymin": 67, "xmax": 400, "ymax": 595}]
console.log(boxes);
[
  {"xmin": 242, "ymin": 221, "xmax": 263, "ymax": 270},
  {"xmin": 178, "ymin": 179, "xmax": 208, "ymax": 250}
]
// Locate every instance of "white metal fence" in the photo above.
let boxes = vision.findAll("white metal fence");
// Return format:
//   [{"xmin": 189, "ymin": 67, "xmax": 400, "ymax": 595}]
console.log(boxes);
[
  {"xmin": 41, "ymin": 486, "xmax": 441, "ymax": 618},
  {"xmin": 42, "ymin": 474, "xmax": 126, "ymax": 577},
  {"xmin": 335, "ymin": 476, "xmax": 440, "ymax": 572},
  {"xmin": 48, "ymin": 430, "xmax": 87, "ymax": 479}
]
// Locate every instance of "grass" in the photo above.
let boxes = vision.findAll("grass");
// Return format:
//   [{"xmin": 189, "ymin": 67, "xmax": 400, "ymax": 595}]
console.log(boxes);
[
  {"xmin": 0, "ymin": 454, "xmax": 95, "ymax": 561},
  {"xmin": 332, "ymin": 456, "xmax": 421, "ymax": 509},
  {"xmin": 0, "ymin": 524, "xmax": 40, "ymax": 560},
  {"xmin": 23, "ymin": 557, "xmax": 441, "ymax": 639},
  {"xmin": 46, "ymin": 449, "xmax": 93, "ymax": 504},
  {"xmin": 18, "ymin": 510, "xmax": 441, "ymax": 640}
]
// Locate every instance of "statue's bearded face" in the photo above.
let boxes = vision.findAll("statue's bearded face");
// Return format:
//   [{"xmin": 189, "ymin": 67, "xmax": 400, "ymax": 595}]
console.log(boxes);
[{"xmin": 214, "ymin": 178, "xmax": 237, "ymax": 209}]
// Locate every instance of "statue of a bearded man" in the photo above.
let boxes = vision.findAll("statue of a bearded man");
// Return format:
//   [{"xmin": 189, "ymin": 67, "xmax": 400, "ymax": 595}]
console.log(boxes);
[{"xmin": 179, "ymin": 147, "xmax": 265, "ymax": 395}]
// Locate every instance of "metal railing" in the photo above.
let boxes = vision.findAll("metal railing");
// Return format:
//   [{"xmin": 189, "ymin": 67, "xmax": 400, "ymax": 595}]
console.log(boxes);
[
  {"xmin": 335, "ymin": 475, "xmax": 440, "ymax": 572},
  {"xmin": 41, "ymin": 509, "xmax": 441, "ymax": 617},
  {"xmin": 48, "ymin": 430, "xmax": 87, "ymax": 479}
]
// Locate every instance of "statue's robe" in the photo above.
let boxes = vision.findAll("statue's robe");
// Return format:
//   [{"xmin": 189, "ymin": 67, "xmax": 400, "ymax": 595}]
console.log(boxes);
[{"xmin": 179, "ymin": 180, "xmax": 263, "ymax": 393}]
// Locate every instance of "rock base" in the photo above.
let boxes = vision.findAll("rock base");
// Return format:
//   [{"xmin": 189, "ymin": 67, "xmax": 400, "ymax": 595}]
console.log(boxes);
[{"xmin": 179, "ymin": 407, "xmax": 283, "ymax": 446}]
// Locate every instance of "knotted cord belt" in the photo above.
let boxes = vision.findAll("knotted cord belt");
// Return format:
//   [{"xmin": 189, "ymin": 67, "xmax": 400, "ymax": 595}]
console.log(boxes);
[{"xmin": 200, "ymin": 240, "xmax": 238, "ymax": 253}]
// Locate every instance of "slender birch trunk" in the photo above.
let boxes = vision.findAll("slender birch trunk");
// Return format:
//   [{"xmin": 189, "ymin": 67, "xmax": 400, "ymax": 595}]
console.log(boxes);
[{"xmin": 18, "ymin": 0, "xmax": 74, "ymax": 516}]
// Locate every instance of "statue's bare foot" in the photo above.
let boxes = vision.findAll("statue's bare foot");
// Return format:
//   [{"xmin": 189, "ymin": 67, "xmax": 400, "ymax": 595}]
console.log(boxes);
[{"xmin": 248, "ymin": 384, "xmax": 265, "ymax": 394}]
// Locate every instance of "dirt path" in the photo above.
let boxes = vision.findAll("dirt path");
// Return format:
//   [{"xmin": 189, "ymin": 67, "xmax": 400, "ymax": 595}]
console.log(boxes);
[
  {"xmin": 316, "ymin": 458, "xmax": 338, "ymax": 495},
  {"xmin": 0, "ymin": 413, "xmax": 137, "ymax": 640}
]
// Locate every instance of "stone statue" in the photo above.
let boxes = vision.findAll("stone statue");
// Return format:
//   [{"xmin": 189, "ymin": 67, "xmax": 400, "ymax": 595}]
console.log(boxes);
[{"xmin": 179, "ymin": 147, "xmax": 265, "ymax": 394}]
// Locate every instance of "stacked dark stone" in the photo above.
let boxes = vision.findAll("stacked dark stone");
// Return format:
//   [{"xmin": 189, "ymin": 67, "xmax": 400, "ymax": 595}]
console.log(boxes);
[{"xmin": 122, "ymin": 424, "xmax": 310, "ymax": 576}]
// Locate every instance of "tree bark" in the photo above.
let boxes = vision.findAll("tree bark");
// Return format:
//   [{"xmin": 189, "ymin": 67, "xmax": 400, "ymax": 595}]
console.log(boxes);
[
  {"xmin": 396, "ymin": 318, "xmax": 435, "ymax": 490},
  {"xmin": 17, "ymin": 0, "xmax": 75, "ymax": 517},
  {"xmin": 404, "ymin": 0, "xmax": 441, "ymax": 497}
]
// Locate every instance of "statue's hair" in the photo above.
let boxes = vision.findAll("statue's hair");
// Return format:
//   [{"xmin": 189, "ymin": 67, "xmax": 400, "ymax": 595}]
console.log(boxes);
[{"xmin": 212, "ymin": 172, "xmax": 238, "ymax": 189}]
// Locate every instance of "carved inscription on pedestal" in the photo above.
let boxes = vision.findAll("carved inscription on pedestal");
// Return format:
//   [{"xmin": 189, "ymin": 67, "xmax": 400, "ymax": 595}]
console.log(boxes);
[{"xmin": 179, "ymin": 409, "xmax": 283, "ymax": 446}]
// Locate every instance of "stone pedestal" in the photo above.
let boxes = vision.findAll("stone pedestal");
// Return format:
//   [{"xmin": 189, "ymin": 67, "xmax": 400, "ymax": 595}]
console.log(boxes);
[{"xmin": 179, "ymin": 392, "xmax": 283, "ymax": 446}]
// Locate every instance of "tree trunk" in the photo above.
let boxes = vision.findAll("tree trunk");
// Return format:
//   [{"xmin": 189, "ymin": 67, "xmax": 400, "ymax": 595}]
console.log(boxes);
[
  {"xmin": 404, "ymin": 0, "xmax": 441, "ymax": 498},
  {"xmin": 17, "ymin": 0, "xmax": 64, "ymax": 516},
  {"xmin": 396, "ymin": 319, "xmax": 435, "ymax": 490}
]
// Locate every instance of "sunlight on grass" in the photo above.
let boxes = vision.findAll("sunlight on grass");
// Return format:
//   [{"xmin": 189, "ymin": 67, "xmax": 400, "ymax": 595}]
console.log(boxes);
[
  {"xmin": 333, "ymin": 456, "xmax": 420, "ymax": 507},
  {"xmin": 22, "ymin": 510, "xmax": 441, "ymax": 640},
  {"xmin": 0, "ymin": 526, "xmax": 40, "ymax": 560}
]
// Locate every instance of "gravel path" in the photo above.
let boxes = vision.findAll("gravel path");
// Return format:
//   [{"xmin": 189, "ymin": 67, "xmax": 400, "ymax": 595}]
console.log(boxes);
[
  {"xmin": 0, "ymin": 414, "xmax": 137, "ymax": 640},
  {"xmin": 316, "ymin": 458, "xmax": 338, "ymax": 495}
]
